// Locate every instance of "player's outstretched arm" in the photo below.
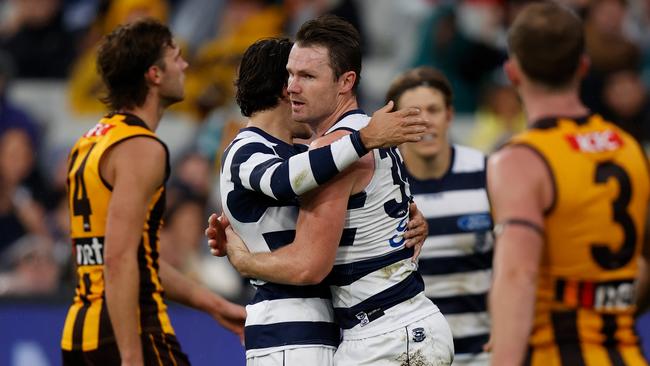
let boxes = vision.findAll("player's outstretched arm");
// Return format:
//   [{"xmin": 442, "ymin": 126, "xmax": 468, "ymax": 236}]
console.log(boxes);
[
  {"xmin": 103, "ymin": 137, "xmax": 167, "ymax": 366},
  {"xmin": 229, "ymin": 101, "xmax": 426, "ymax": 201},
  {"xmin": 158, "ymin": 260, "xmax": 246, "ymax": 341},
  {"xmin": 487, "ymin": 145, "xmax": 547, "ymax": 366}
]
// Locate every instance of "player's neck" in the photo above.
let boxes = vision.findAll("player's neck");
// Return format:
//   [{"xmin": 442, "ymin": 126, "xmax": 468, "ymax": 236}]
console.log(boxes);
[
  {"xmin": 402, "ymin": 144, "xmax": 451, "ymax": 180},
  {"xmin": 520, "ymin": 85, "xmax": 589, "ymax": 125},
  {"xmin": 120, "ymin": 95, "xmax": 165, "ymax": 132},
  {"xmin": 314, "ymin": 96, "xmax": 358, "ymax": 137},
  {"xmin": 248, "ymin": 106, "xmax": 294, "ymax": 144}
]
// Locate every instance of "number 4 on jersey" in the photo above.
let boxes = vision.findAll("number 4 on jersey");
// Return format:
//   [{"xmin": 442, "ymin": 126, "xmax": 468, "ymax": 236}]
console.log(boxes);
[{"xmin": 68, "ymin": 144, "xmax": 96, "ymax": 232}]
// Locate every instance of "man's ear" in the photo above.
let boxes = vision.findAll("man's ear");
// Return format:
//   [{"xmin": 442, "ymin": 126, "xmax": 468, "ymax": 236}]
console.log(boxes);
[
  {"xmin": 338, "ymin": 71, "xmax": 357, "ymax": 94},
  {"xmin": 145, "ymin": 65, "xmax": 162, "ymax": 85},
  {"xmin": 503, "ymin": 58, "xmax": 520, "ymax": 87},
  {"xmin": 576, "ymin": 54, "xmax": 591, "ymax": 80}
]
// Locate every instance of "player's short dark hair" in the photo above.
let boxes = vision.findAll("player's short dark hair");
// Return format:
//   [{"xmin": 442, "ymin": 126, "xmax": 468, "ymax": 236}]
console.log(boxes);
[
  {"xmin": 97, "ymin": 18, "xmax": 173, "ymax": 111},
  {"xmin": 507, "ymin": 1, "xmax": 584, "ymax": 89},
  {"xmin": 385, "ymin": 67, "xmax": 453, "ymax": 110},
  {"xmin": 235, "ymin": 38, "xmax": 293, "ymax": 117},
  {"xmin": 295, "ymin": 14, "xmax": 362, "ymax": 93}
]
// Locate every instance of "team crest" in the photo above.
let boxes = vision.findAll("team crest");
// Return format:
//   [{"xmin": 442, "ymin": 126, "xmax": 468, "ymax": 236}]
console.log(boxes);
[{"xmin": 412, "ymin": 327, "xmax": 426, "ymax": 342}]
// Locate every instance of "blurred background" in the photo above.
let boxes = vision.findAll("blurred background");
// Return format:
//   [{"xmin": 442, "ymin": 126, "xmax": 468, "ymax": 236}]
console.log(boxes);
[{"xmin": 0, "ymin": 0, "xmax": 649, "ymax": 365}]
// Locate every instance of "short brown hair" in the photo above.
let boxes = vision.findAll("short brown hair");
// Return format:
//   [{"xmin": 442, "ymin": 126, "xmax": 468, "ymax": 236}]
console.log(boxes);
[
  {"xmin": 507, "ymin": 1, "xmax": 584, "ymax": 88},
  {"xmin": 385, "ymin": 67, "xmax": 453, "ymax": 110},
  {"xmin": 97, "ymin": 18, "xmax": 173, "ymax": 111},
  {"xmin": 295, "ymin": 14, "xmax": 362, "ymax": 93}
]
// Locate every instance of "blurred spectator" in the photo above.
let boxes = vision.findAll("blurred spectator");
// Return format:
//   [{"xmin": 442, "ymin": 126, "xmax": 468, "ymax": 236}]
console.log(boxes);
[
  {"xmin": 356, "ymin": 0, "xmax": 433, "ymax": 110},
  {"xmin": 196, "ymin": 102, "xmax": 247, "ymax": 166},
  {"xmin": 67, "ymin": 0, "xmax": 168, "ymax": 114},
  {"xmin": 468, "ymin": 82, "xmax": 526, "ymax": 153},
  {"xmin": 0, "ymin": 0, "xmax": 77, "ymax": 78},
  {"xmin": 182, "ymin": 0, "xmax": 285, "ymax": 120},
  {"xmin": 171, "ymin": 0, "xmax": 227, "ymax": 54},
  {"xmin": 0, "ymin": 52, "xmax": 41, "ymax": 143},
  {"xmin": 172, "ymin": 151, "xmax": 213, "ymax": 198},
  {"xmin": 602, "ymin": 68, "xmax": 650, "ymax": 145},
  {"xmin": 0, "ymin": 128, "xmax": 51, "ymax": 254},
  {"xmin": 161, "ymin": 182, "xmax": 245, "ymax": 301},
  {"xmin": 581, "ymin": 0, "xmax": 641, "ymax": 114},
  {"xmin": 0, "ymin": 235, "xmax": 60, "ymax": 296},
  {"xmin": 412, "ymin": 2, "xmax": 506, "ymax": 112},
  {"xmin": 160, "ymin": 183, "xmax": 207, "ymax": 280}
]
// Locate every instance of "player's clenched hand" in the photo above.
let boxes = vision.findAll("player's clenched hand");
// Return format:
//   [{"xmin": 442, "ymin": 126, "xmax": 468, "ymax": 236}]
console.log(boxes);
[
  {"xmin": 359, "ymin": 100, "xmax": 428, "ymax": 149},
  {"xmin": 205, "ymin": 213, "xmax": 229, "ymax": 256},
  {"xmin": 404, "ymin": 202, "xmax": 428, "ymax": 262}
]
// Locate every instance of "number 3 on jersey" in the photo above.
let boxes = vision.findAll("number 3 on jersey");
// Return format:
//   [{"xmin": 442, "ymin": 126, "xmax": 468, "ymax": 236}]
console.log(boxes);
[
  {"xmin": 68, "ymin": 144, "xmax": 96, "ymax": 232},
  {"xmin": 591, "ymin": 161, "xmax": 636, "ymax": 269},
  {"xmin": 379, "ymin": 147, "xmax": 410, "ymax": 218},
  {"xmin": 379, "ymin": 148, "xmax": 410, "ymax": 247}
]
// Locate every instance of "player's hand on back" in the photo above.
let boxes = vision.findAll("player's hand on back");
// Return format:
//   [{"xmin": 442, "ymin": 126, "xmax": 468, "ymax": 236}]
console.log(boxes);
[
  {"xmin": 359, "ymin": 100, "xmax": 428, "ymax": 149},
  {"xmin": 404, "ymin": 202, "xmax": 428, "ymax": 262}
]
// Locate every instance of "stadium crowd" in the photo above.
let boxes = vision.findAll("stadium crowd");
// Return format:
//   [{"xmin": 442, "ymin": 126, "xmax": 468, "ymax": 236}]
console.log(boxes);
[{"xmin": 0, "ymin": 0, "xmax": 649, "ymax": 323}]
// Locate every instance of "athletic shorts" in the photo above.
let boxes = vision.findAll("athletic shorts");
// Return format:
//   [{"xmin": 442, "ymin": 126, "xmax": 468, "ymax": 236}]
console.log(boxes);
[
  {"xmin": 333, "ymin": 311, "xmax": 454, "ymax": 366},
  {"xmin": 246, "ymin": 346, "xmax": 335, "ymax": 366},
  {"xmin": 61, "ymin": 332, "xmax": 190, "ymax": 366}
]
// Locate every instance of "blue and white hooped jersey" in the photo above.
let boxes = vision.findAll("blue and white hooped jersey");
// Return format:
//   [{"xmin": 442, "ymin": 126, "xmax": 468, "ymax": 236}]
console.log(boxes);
[
  {"xmin": 220, "ymin": 126, "xmax": 367, "ymax": 357},
  {"xmin": 409, "ymin": 145, "xmax": 493, "ymax": 364},
  {"xmin": 324, "ymin": 110, "xmax": 439, "ymax": 339}
]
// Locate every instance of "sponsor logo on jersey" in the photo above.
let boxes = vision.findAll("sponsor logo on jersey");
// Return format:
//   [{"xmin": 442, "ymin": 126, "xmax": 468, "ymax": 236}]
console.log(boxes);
[
  {"xmin": 83, "ymin": 123, "xmax": 115, "ymax": 138},
  {"xmin": 457, "ymin": 213, "xmax": 492, "ymax": 232},
  {"xmin": 75, "ymin": 237, "xmax": 104, "ymax": 265},
  {"xmin": 594, "ymin": 281, "xmax": 634, "ymax": 311},
  {"xmin": 565, "ymin": 130, "xmax": 623, "ymax": 153}
]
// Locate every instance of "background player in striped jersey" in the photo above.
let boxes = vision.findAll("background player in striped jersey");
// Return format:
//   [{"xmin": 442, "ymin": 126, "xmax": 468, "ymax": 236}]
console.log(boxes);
[
  {"xmin": 217, "ymin": 15, "xmax": 454, "ymax": 365},
  {"xmin": 489, "ymin": 2, "xmax": 650, "ymax": 365},
  {"xmin": 385, "ymin": 66, "xmax": 492, "ymax": 365},
  {"xmin": 61, "ymin": 19, "xmax": 245, "ymax": 366},
  {"xmin": 213, "ymin": 37, "xmax": 429, "ymax": 365}
]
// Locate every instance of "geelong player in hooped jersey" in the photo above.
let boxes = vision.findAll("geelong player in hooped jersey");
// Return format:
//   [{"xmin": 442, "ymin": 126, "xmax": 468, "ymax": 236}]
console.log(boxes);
[
  {"xmin": 216, "ymin": 16, "xmax": 453, "ymax": 366},
  {"xmin": 386, "ymin": 67, "xmax": 493, "ymax": 366},
  {"xmin": 214, "ymin": 38, "xmax": 430, "ymax": 365}
]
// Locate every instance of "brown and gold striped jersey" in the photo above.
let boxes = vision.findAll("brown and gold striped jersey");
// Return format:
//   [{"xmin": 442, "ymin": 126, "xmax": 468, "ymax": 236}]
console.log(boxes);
[
  {"xmin": 61, "ymin": 113, "xmax": 174, "ymax": 351},
  {"xmin": 508, "ymin": 114, "xmax": 649, "ymax": 365}
]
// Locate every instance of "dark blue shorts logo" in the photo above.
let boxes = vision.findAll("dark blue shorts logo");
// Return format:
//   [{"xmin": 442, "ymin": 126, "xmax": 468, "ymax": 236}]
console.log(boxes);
[{"xmin": 412, "ymin": 327, "xmax": 426, "ymax": 342}]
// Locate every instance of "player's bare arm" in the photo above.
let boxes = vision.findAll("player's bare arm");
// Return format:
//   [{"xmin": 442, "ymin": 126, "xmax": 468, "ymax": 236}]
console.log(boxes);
[
  {"xmin": 487, "ymin": 145, "xmax": 551, "ymax": 366},
  {"xmin": 636, "ymin": 213, "xmax": 650, "ymax": 315},
  {"xmin": 158, "ymin": 260, "xmax": 245, "ymax": 340},
  {"xmin": 102, "ymin": 137, "xmax": 166, "ymax": 366},
  {"xmin": 210, "ymin": 200, "xmax": 428, "ymax": 262}
]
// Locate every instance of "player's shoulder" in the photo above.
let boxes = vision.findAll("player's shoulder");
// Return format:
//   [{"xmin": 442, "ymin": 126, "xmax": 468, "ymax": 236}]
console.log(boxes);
[
  {"xmin": 452, "ymin": 144, "xmax": 487, "ymax": 173},
  {"xmin": 488, "ymin": 143, "xmax": 547, "ymax": 178}
]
